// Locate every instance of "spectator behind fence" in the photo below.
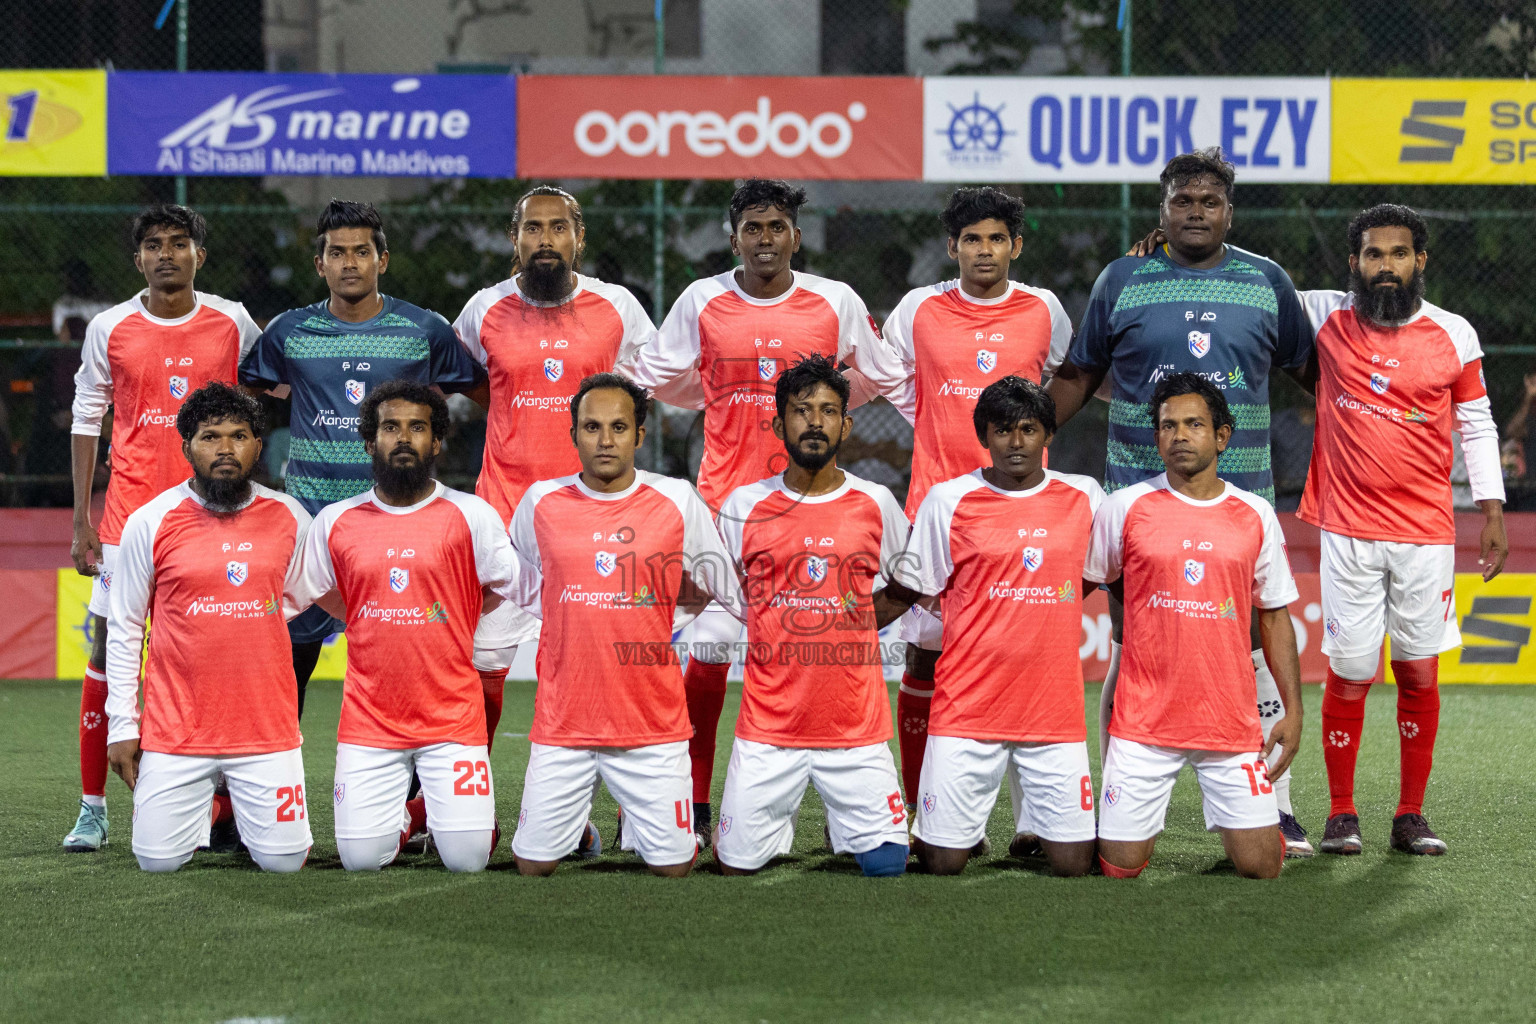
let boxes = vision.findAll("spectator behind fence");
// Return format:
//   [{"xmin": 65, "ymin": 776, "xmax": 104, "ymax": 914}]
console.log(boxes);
[{"xmin": 1502, "ymin": 371, "xmax": 1536, "ymax": 483}]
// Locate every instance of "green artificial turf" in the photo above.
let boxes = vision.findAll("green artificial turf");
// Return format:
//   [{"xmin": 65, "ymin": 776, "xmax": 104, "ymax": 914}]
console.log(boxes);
[{"xmin": 1, "ymin": 680, "xmax": 1532, "ymax": 1023}]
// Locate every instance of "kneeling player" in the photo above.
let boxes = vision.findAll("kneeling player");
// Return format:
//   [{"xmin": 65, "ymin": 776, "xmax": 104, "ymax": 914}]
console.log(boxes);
[
  {"xmin": 293, "ymin": 381, "xmax": 515, "ymax": 872},
  {"xmin": 105, "ymin": 384, "xmax": 313, "ymax": 873},
  {"xmin": 714, "ymin": 357, "xmax": 916, "ymax": 877},
  {"xmin": 900, "ymin": 377, "xmax": 1102, "ymax": 876},
  {"xmin": 509, "ymin": 374, "xmax": 742, "ymax": 877},
  {"xmin": 1086, "ymin": 374, "xmax": 1302, "ymax": 879}
]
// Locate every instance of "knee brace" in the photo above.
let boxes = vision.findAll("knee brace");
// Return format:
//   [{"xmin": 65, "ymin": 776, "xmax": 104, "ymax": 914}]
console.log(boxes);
[{"xmin": 853, "ymin": 842, "xmax": 908, "ymax": 877}]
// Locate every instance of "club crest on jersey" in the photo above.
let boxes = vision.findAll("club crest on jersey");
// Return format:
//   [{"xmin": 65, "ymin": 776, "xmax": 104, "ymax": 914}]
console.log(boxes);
[
  {"xmin": 922, "ymin": 794, "xmax": 936, "ymax": 814},
  {"xmin": 168, "ymin": 375, "xmax": 188, "ymax": 399},
  {"xmin": 544, "ymin": 358, "xmax": 563, "ymax": 382},
  {"xmin": 389, "ymin": 567, "xmax": 409, "ymax": 593},
  {"xmin": 1184, "ymin": 559, "xmax": 1205, "ymax": 585},
  {"xmin": 1104, "ymin": 785, "xmax": 1120, "ymax": 807},
  {"xmin": 758, "ymin": 357, "xmax": 776, "ymax": 381},
  {"xmin": 1022, "ymin": 546, "xmax": 1044, "ymax": 572},
  {"xmin": 333, "ymin": 783, "xmax": 345, "ymax": 804},
  {"xmin": 1326, "ymin": 618, "xmax": 1341, "ymax": 639},
  {"xmin": 806, "ymin": 555, "xmax": 828, "ymax": 583},
  {"xmin": 718, "ymin": 815, "xmax": 732, "ymax": 837},
  {"xmin": 1370, "ymin": 372, "xmax": 1390, "ymax": 395},
  {"xmin": 226, "ymin": 561, "xmax": 248, "ymax": 587},
  {"xmin": 976, "ymin": 349, "xmax": 998, "ymax": 373},
  {"xmin": 594, "ymin": 551, "xmax": 617, "ymax": 577},
  {"xmin": 344, "ymin": 379, "xmax": 366, "ymax": 405},
  {"xmin": 1188, "ymin": 331, "xmax": 1211, "ymax": 358}
]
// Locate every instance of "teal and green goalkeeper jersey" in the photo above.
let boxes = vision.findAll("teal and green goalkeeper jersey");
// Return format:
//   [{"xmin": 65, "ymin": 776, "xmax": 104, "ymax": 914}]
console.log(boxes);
[
  {"xmin": 1067, "ymin": 244, "xmax": 1314, "ymax": 506},
  {"xmin": 239, "ymin": 296, "xmax": 481, "ymax": 515}
]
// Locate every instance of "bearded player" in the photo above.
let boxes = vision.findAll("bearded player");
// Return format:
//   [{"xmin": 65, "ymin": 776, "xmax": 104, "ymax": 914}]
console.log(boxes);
[
  {"xmin": 240, "ymin": 199, "xmax": 484, "ymax": 719},
  {"xmin": 293, "ymin": 381, "xmax": 515, "ymax": 872},
  {"xmin": 1086, "ymin": 373, "xmax": 1301, "ymax": 879},
  {"xmin": 624, "ymin": 179, "xmax": 908, "ymax": 844},
  {"xmin": 713, "ymin": 357, "xmax": 916, "ymax": 877},
  {"xmin": 900, "ymin": 377, "xmax": 1102, "ymax": 877},
  {"xmin": 105, "ymin": 383, "xmax": 313, "ymax": 873},
  {"xmin": 880, "ymin": 186, "xmax": 1074, "ymax": 816},
  {"xmin": 1298, "ymin": 205, "xmax": 1506, "ymax": 856},
  {"xmin": 508, "ymin": 374, "xmax": 741, "ymax": 877},
  {"xmin": 65, "ymin": 205, "xmax": 261, "ymax": 852},
  {"xmin": 1052, "ymin": 149, "xmax": 1316, "ymax": 856},
  {"xmin": 453, "ymin": 185, "xmax": 656, "ymax": 728}
]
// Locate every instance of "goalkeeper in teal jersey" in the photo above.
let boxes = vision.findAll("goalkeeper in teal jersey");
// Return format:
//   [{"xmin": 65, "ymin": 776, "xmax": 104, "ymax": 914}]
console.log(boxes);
[{"xmin": 240, "ymin": 200, "xmax": 483, "ymax": 712}]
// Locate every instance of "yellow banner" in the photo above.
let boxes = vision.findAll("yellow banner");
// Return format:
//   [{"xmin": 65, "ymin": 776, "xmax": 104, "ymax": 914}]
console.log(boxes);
[
  {"xmin": 1377, "ymin": 573, "xmax": 1536, "ymax": 683},
  {"xmin": 0, "ymin": 70, "xmax": 106, "ymax": 176},
  {"xmin": 1332, "ymin": 78, "xmax": 1536, "ymax": 184},
  {"xmin": 55, "ymin": 569, "xmax": 97, "ymax": 679}
]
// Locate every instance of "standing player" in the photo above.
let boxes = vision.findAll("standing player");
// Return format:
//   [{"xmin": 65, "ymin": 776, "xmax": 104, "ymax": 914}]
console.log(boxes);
[
  {"xmin": 65, "ymin": 205, "xmax": 260, "ymax": 852},
  {"xmin": 293, "ymin": 381, "xmax": 514, "ymax": 872},
  {"xmin": 900, "ymin": 377, "xmax": 1101, "ymax": 877},
  {"xmin": 508, "ymin": 374, "xmax": 741, "ymax": 877},
  {"xmin": 1298, "ymin": 205, "xmax": 1507, "ymax": 856},
  {"xmin": 453, "ymin": 186, "xmax": 657, "ymax": 704},
  {"xmin": 1048, "ymin": 149, "xmax": 1316, "ymax": 856},
  {"xmin": 1086, "ymin": 374, "xmax": 1301, "ymax": 879},
  {"xmin": 240, "ymin": 200, "xmax": 484, "ymax": 718},
  {"xmin": 880, "ymin": 186, "xmax": 1074, "ymax": 812},
  {"xmin": 104, "ymin": 384, "xmax": 312, "ymax": 873},
  {"xmin": 624, "ymin": 179, "xmax": 908, "ymax": 842},
  {"xmin": 713, "ymin": 357, "xmax": 915, "ymax": 877}
]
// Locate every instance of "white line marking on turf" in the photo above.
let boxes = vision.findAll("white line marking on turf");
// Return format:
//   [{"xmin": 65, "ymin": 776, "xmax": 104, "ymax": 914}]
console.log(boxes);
[
  {"xmin": 500, "ymin": 732, "xmax": 526, "ymax": 739},
  {"xmin": 219, "ymin": 1017, "xmax": 289, "ymax": 1023}
]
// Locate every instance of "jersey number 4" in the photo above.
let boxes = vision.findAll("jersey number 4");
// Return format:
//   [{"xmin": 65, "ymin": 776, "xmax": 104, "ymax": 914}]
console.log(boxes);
[{"xmin": 453, "ymin": 760, "xmax": 491, "ymax": 796}]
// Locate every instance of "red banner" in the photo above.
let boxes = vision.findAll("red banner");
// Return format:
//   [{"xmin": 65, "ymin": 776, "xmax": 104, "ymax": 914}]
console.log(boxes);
[{"xmin": 517, "ymin": 75, "xmax": 923, "ymax": 180}]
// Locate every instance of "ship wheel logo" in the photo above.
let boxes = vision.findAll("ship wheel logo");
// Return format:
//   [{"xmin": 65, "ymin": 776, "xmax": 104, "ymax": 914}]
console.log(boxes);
[{"xmin": 941, "ymin": 92, "xmax": 1014, "ymax": 153}]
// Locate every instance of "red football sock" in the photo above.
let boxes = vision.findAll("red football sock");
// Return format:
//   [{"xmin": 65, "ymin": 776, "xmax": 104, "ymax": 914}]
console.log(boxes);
[
  {"xmin": 684, "ymin": 659, "xmax": 730, "ymax": 805},
  {"xmin": 1392, "ymin": 657, "xmax": 1440, "ymax": 817},
  {"xmin": 1099, "ymin": 856, "xmax": 1146, "ymax": 878},
  {"xmin": 398, "ymin": 796, "xmax": 428, "ymax": 852},
  {"xmin": 897, "ymin": 675, "xmax": 932, "ymax": 806},
  {"xmin": 479, "ymin": 669, "xmax": 506, "ymax": 749},
  {"xmin": 79, "ymin": 667, "xmax": 109, "ymax": 799},
  {"xmin": 210, "ymin": 792, "xmax": 234, "ymax": 826},
  {"xmin": 1321, "ymin": 670, "xmax": 1371, "ymax": 817}
]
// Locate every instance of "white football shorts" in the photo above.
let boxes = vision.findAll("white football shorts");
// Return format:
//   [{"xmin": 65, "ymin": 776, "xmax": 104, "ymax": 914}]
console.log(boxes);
[
  {"xmin": 132, "ymin": 746, "xmax": 312, "ymax": 860},
  {"xmin": 1097, "ymin": 736, "xmax": 1279, "ymax": 842},
  {"xmin": 714, "ymin": 738, "xmax": 908, "ymax": 871},
  {"xmin": 86, "ymin": 543, "xmax": 119, "ymax": 618},
  {"xmin": 333, "ymin": 742, "xmax": 495, "ymax": 840},
  {"xmin": 913, "ymin": 735, "xmax": 1095, "ymax": 848},
  {"xmin": 1318, "ymin": 530, "xmax": 1459, "ymax": 660},
  {"xmin": 895, "ymin": 604, "xmax": 944, "ymax": 652},
  {"xmin": 512, "ymin": 740, "xmax": 696, "ymax": 866}
]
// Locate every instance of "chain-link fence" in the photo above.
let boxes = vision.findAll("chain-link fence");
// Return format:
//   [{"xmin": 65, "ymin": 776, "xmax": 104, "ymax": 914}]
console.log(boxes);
[{"xmin": 6, "ymin": 0, "xmax": 1536, "ymax": 509}]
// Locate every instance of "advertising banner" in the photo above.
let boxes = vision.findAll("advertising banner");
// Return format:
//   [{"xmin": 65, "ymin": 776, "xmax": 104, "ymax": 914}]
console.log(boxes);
[
  {"xmin": 923, "ymin": 76, "xmax": 1330, "ymax": 183},
  {"xmin": 0, "ymin": 70, "xmax": 106, "ymax": 176},
  {"xmin": 107, "ymin": 72, "xmax": 517, "ymax": 178},
  {"xmin": 1331, "ymin": 78, "xmax": 1536, "ymax": 184},
  {"xmin": 517, "ymin": 75, "xmax": 922, "ymax": 180}
]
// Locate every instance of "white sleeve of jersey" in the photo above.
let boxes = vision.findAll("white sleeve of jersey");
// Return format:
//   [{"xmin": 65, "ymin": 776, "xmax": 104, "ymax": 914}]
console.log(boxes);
[
  {"xmin": 277, "ymin": 494, "xmax": 315, "ymax": 621},
  {"xmin": 504, "ymin": 486, "xmax": 548, "ymax": 618},
  {"xmin": 598, "ymin": 280, "xmax": 661, "ymax": 377},
  {"xmin": 203, "ymin": 294, "xmax": 263, "ymax": 362},
  {"xmin": 1457, "ymin": 399, "xmax": 1506, "ymax": 504},
  {"xmin": 835, "ymin": 284, "xmax": 907, "ymax": 408},
  {"xmin": 1297, "ymin": 289, "xmax": 1350, "ymax": 333},
  {"xmin": 880, "ymin": 290, "xmax": 922, "ymax": 424},
  {"xmin": 677, "ymin": 485, "xmax": 744, "ymax": 621},
  {"xmin": 104, "ymin": 506, "xmax": 159, "ymax": 744},
  {"xmin": 625, "ymin": 285, "xmax": 707, "ymax": 410},
  {"xmin": 452, "ymin": 288, "xmax": 493, "ymax": 368},
  {"xmin": 289, "ymin": 504, "xmax": 340, "ymax": 622},
  {"xmin": 901, "ymin": 485, "xmax": 958, "ymax": 596},
  {"xmin": 1251, "ymin": 499, "xmax": 1301, "ymax": 609},
  {"xmin": 874, "ymin": 484, "xmax": 912, "ymax": 587},
  {"xmin": 1041, "ymin": 287, "xmax": 1074, "ymax": 379},
  {"xmin": 1084, "ymin": 490, "xmax": 1131, "ymax": 585},
  {"xmin": 71, "ymin": 311, "xmax": 117, "ymax": 437}
]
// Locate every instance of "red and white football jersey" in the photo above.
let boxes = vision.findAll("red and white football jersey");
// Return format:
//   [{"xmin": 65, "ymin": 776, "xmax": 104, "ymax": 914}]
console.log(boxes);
[
  {"xmin": 293, "ymin": 482, "xmax": 516, "ymax": 749},
  {"xmin": 510, "ymin": 470, "xmax": 741, "ymax": 748},
  {"xmin": 902, "ymin": 469, "xmax": 1103, "ymax": 743},
  {"xmin": 1298, "ymin": 291, "xmax": 1504, "ymax": 545},
  {"xmin": 453, "ymin": 274, "xmax": 655, "ymax": 524},
  {"xmin": 718, "ymin": 471, "xmax": 909, "ymax": 749},
  {"xmin": 625, "ymin": 271, "xmax": 906, "ymax": 510},
  {"xmin": 1085, "ymin": 475, "xmax": 1298, "ymax": 752},
  {"xmin": 882, "ymin": 280, "xmax": 1073, "ymax": 518},
  {"xmin": 72, "ymin": 292, "xmax": 260, "ymax": 545},
  {"xmin": 104, "ymin": 481, "xmax": 310, "ymax": 755}
]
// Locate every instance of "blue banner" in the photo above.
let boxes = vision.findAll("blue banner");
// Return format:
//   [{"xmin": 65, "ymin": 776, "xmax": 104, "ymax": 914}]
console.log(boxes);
[{"xmin": 108, "ymin": 72, "xmax": 516, "ymax": 177}]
